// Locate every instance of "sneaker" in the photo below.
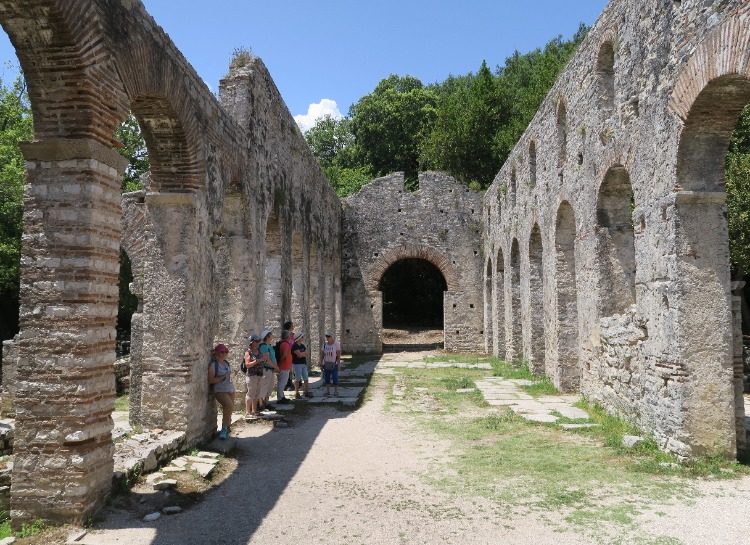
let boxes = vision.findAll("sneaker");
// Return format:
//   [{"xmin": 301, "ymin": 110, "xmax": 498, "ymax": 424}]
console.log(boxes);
[
  {"xmin": 218, "ymin": 427, "xmax": 228, "ymax": 440},
  {"xmin": 277, "ymin": 398, "xmax": 290, "ymax": 405}
]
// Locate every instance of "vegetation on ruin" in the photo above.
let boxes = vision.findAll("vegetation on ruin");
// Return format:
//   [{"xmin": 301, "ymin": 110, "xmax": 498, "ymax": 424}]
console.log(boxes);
[
  {"xmin": 115, "ymin": 113, "xmax": 150, "ymax": 193},
  {"xmin": 0, "ymin": 71, "xmax": 32, "ymax": 353},
  {"xmin": 727, "ymin": 104, "xmax": 750, "ymax": 274}
]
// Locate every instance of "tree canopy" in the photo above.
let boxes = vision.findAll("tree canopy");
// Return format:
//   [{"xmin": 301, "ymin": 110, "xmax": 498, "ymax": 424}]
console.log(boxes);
[{"xmin": 304, "ymin": 24, "xmax": 588, "ymax": 194}]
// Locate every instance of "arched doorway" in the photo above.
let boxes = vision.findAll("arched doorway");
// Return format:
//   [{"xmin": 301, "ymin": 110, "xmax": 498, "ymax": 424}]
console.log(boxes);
[
  {"xmin": 378, "ymin": 258, "xmax": 448, "ymax": 351},
  {"xmin": 675, "ymin": 73, "xmax": 750, "ymax": 458}
]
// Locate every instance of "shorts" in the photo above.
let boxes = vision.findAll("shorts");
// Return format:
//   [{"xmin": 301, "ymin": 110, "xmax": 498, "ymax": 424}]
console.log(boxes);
[
  {"xmin": 245, "ymin": 375, "xmax": 263, "ymax": 401},
  {"xmin": 261, "ymin": 368, "xmax": 275, "ymax": 398},
  {"xmin": 323, "ymin": 366, "xmax": 339, "ymax": 386},
  {"xmin": 293, "ymin": 364, "xmax": 309, "ymax": 382}
]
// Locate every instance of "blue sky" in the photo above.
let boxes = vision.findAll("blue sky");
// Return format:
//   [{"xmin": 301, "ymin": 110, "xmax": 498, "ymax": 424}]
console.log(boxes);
[{"xmin": 0, "ymin": 0, "xmax": 608, "ymax": 130}]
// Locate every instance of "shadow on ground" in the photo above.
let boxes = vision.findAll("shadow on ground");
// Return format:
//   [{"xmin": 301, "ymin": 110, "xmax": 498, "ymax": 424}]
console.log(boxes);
[{"xmin": 89, "ymin": 358, "xmax": 381, "ymax": 545}]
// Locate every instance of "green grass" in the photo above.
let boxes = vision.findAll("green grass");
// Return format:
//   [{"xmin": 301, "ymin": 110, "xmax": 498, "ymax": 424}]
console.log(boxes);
[
  {"xmin": 114, "ymin": 394, "xmax": 129, "ymax": 412},
  {"xmin": 520, "ymin": 377, "xmax": 558, "ymax": 397},
  {"xmin": 0, "ymin": 519, "xmax": 10, "ymax": 539}
]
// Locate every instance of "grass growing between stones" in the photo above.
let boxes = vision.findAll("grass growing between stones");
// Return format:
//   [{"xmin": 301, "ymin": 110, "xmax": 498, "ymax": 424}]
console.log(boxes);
[
  {"xmin": 383, "ymin": 363, "xmax": 731, "ymax": 541},
  {"xmin": 114, "ymin": 394, "xmax": 129, "ymax": 412}
]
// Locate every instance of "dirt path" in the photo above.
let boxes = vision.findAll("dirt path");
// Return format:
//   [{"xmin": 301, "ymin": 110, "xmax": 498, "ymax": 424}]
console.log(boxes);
[{"xmin": 81, "ymin": 359, "xmax": 750, "ymax": 545}]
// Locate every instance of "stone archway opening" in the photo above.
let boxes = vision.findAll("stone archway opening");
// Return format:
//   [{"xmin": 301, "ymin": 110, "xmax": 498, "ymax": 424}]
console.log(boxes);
[
  {"xmin": 378, "ymin": 258, "xmax": 448, "ymax": 351},
  {"xmin": 676, "ymin": 74, "xmax": 750, "ymax": 459}
]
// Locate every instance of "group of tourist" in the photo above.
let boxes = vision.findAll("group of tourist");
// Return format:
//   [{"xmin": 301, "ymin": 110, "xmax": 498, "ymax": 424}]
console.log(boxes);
[{"xmin": 207, "ymin": 320, "xmax": 342, "ymax": 440}]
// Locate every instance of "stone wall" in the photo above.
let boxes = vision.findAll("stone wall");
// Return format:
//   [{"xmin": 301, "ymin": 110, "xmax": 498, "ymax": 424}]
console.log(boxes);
[
  {"xmin": 342, "ymin": 172, "xmax": 483, "ymax": 353},
  {"xmin": 482, "ymin": 0, "xmax": 749, "ymax": 459},
  {"xmin": 0, "ymin": 0, "xmax": 341, "ymax": 525}
]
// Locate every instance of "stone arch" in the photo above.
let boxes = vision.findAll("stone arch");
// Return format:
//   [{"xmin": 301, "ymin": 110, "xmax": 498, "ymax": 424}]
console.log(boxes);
[
  {"xmin": 129, "ymin": 95, "xmax": 203, "ymax": 193},
  {"xmin": 1, "ymin": 1, "xmax": 131, "ymax": 525},
  {"xmin": 528, "ymin": 224, "xmax": 545, "ymax": 373},
  {"xmin": 366, "ymin": 245, "xmax": 459, "ymax": 293},
  {"xmin": 0, "ymin": 0, "xmax": 128, "ymax": 144},
  {"xmin": 554, "ymin": 201, "xmax": 579, "ymax": 391},
  {"xmin": 670, "ymin": 26, "xmax": 750, "ymax": 456},
  {"xmin": 494, "ymin": 247, "xmax": 505, "ymax": 358},
  {"xmin": 484, "ymin": 257, "xmax": 494, "ymax": 354},
  {"xmin": 509, "ymin": 239, "xmax": 522, "ymax": 362},
  {"xmin": 596, "ymin": 165, "xmax": 636, "ymax": 316},
  {"xmin": 596, "ymin": 36, "xmax": 616, "ymax": 113}
]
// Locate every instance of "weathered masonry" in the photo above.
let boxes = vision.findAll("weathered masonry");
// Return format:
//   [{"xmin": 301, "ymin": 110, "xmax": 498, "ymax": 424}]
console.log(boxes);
[
  {"xmin": 0, "ymin": 0, "xmax": 341, "ymax": 524},
  {"xmin": 342, "ymin": 172, "xmax": 483, "ymax": 353},
  {"xmin": 483, "ymin": 0, "xmax": 750, "ymax": 461},
  {"xmin": 1, "ymin": 0, "xmax": 749, "ymax": 528}
]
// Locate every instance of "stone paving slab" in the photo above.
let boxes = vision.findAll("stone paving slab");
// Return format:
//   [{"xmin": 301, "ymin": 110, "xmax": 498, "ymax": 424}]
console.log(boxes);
[{"xmin": 476, "ymin": 376, "xmax": 590, "ymax": 426}]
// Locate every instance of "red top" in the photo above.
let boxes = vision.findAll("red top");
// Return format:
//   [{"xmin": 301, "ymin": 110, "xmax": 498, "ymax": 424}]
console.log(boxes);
[{"xmin": 278, "ymin": 340, "xmax": 293, "ymax": 371}]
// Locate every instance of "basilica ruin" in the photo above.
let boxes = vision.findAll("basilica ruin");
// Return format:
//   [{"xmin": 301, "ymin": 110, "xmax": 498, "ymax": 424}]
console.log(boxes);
[{"xmin": 0, "ymin": 0, "xmax": 748, "ymax": 526}]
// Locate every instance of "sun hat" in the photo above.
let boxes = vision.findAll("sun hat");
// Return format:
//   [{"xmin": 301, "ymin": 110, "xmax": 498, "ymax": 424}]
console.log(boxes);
[
  {"xmin": 248, "ymin": 334, "xmax": 261, "ymax": 343},
  {"xmin": 214, "ymin": 343, "xmax": 229, "ymax": 353},
  {"xmin": 294, "ymin": 332, "xmax": 305, "ymax": 341},
  {"xmin": 261, "ymin": 329, "xmax": 273, "ymax": 340},
  {"xmin": 324, "ymin": 333, "xmax": 333, "ymax": 338}
]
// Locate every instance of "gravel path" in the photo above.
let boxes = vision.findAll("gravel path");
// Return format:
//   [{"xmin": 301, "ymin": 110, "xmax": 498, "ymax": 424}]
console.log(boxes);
[{"xmin": 81, "ymin": 359, "xmax": 750, "ymax": 545}]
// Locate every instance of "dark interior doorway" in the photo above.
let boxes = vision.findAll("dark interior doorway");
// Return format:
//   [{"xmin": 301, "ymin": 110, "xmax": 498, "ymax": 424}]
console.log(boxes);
[{"xmin": 378, "ymin": 258, "xmax": 447, "ymax": 351}]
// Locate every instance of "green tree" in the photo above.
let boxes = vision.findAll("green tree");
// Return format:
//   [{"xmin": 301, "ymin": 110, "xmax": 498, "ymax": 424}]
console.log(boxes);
[
  {"xmin": 115, "ymin": 113, "xmax": 149, "ymax": 192},
  {"xmin": 0, "ymin": 72, "xmax": 32, "ymax": 349},
  {"xmin": 727, "ymin": 104, "xmax": 750, "ymax": 273},
  {"xmin": 349, "ymin": 75, "xmax": 437, "ymax": 181},
  {"xmin": 420, "ymin": 61, "xmax": 500, "ymax": 188}
]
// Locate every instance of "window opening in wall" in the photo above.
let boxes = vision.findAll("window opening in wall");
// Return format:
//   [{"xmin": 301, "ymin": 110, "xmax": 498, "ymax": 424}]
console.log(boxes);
[
  {"xmin": 484, "ymin": 258, "xmax": 494, "ymax": 355},
  {"xmin": 263, "ymin": 210, "xmax": 283, "ymax": 330},
  {"xmin": 510, "ymin": 239, "xmax": 522, "ymax": 362},
  {"xmin": 596, "ymin": 165, "xmax": 636, "ymax": 316},
  {"xmin": 494, "ymin": 249, "xmax": 506, "ymax": 359},
  {"xmin": 597, "ymin": 40, "xmax": 615, "ymax": 113},
  {"xmin": 557, "ymin": 100, "xmax": 568, "ymax": 168},
  {"xmin": 676, "ymin": 76, "xmax": 750, "ymax": 459},
  {"xmin": 510, "ymin": 167, "xmax": 517, "ymax": 207},
  {"xmin": 555, "ymin": 201, "xmax": 579, "ymax": 391},
  {"xmin": 379, "ymin": 258, "xmax": 447, "ymax": 351},
  {"xmin": 528, "ymin": 225, "xmax": 545, "ymax": 373},
  {"xmin": 529, "ymin": 140, "xmax": 537, "ymax": 187}
]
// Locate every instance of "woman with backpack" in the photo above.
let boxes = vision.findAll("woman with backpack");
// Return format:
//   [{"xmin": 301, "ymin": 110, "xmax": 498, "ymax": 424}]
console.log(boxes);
[{"xmin": 208, "ymin": 343, "xmax": 235, "ymax": 440}]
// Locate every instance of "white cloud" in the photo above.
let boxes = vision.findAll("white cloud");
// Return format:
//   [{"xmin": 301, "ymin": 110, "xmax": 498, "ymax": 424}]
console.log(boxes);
[{"xmin": 294, "ymin": 98, "xmax": 342, "ymax": 133}]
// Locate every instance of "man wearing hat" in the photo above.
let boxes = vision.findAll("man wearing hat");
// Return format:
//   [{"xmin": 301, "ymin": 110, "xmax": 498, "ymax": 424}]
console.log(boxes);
[
  {"xmin": 320, "ymin": 333, "xmax": 342, "ymax": 397},
  {"xmin": 292, "ymin": 332, "xmax": 310, "ymax": 399}
]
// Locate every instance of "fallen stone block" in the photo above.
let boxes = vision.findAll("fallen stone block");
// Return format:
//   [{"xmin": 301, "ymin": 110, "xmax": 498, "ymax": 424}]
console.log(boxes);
[
  {"xmin": 191, "ymin": 462, "xmax": 216, "ymax": 479},
  {"xmin": 153, "ymin": 479, "xmax": 177, "ymax": 491},
  {"xmin": 162, "ymin": 466, "xmax": 186, "ymax": 473},
  {"xmin": 171, "ymin": 457, "xmax": 188, "ymax": 468},
  {"xmin": 623, "ymin": 435, "xmax": 644, "ymax": 448},
  {"xmin": 197, "ymin": 451, "xmax": 220, "ymax": 459},
  {"xmin": 559, "ymin": 423, "xmax": 599, "ymax": 430},
  {"xmin": 185, "ymin": 456, "xmax": 218, "ymax": 464},
  {"xmin": 143, "ymin": 512, "xmax": 161, "ymax": 522}
]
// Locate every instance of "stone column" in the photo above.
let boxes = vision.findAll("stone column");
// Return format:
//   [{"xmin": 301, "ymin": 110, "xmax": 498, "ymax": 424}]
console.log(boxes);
[
  {"xmin": 732, "ymin": 282, "xmax": 747, "ymax": 457},
  {"xmin": 138, "ymin": 192, "xmax": 213, "ymax": 443},
  {"xmin": 12, "ymin": 139, "xmax": 127, "ymax": 524}
]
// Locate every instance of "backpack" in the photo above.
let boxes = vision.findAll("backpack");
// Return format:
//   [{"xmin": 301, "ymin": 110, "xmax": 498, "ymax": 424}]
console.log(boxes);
[
  {"xmin": 274, "ymin": 341, "xmax": 282, "ymax": 363},
  {"xmin": 239, "ymin": 350, "xmax": 249, "ymax": 374}
]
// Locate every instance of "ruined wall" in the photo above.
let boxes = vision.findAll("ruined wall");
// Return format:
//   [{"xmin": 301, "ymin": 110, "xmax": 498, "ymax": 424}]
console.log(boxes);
[
  {"xmin": 482, "ymin": 0, "xmax": 749, "ymax": 458},
  {"xmin": 342, "ymin": 172, "xmax": 483, "ymax": 353},
  {"xmin": 0, "ymin": 0, "xmax": 341, "ymax": 524}
]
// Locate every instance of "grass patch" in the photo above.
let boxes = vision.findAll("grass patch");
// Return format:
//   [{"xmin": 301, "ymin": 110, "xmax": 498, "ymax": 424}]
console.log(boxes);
[
  {"xmin": 0, "ymin": 519, "xmax": 10, "ymax": 539},
  {"xmin": 520, "ymin": 377, "xmax": 558, "ymax": 397},
  {"xmin": 114, "ymin": 394, "xmax": 129, "ymax": 412}
]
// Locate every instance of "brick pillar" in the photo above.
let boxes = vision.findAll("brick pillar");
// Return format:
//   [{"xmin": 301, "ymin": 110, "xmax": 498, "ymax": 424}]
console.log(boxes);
[
  {"xmin": 12, "ymin": 139, "xmax": 127, "ymax": 524},
  {"xmin": 732, "ymin": 282, "xmax": 747, "ymax": 457}
]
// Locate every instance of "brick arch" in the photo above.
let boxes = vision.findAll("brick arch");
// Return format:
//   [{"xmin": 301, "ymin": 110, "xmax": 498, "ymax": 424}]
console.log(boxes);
[
  {"xmin": 366, "ymin": 245, "xmax": 459, "ymax": 292},
  {"xmin": 0, "ymin": 0, "xmax": 128, "ymax": 144},
  {"xmin": 669, "ymin": 5, "xmax": 750, "ymax": 123}
]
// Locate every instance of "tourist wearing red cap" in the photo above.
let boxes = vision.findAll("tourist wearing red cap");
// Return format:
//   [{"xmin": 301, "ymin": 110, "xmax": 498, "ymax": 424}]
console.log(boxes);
[{"xmin": 208, "ymin": 343, "xmax": 235, "ymax": 440}]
